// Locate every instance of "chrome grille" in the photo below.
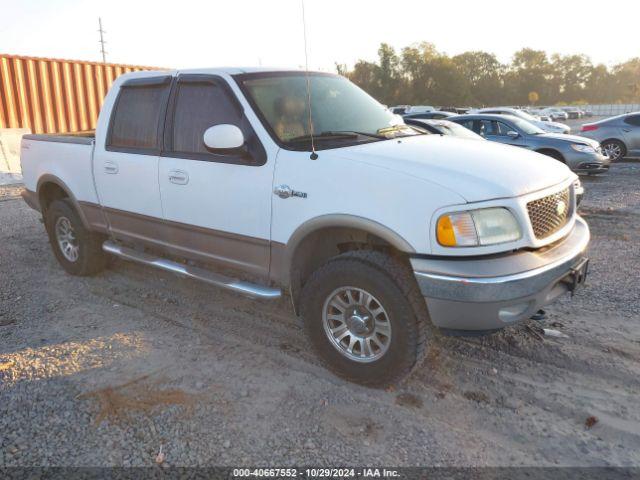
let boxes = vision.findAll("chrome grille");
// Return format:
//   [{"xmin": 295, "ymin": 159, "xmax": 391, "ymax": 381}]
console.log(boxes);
[{"xmin": 527, "ymin": 188, "xmax": 571, "ymax": 239}]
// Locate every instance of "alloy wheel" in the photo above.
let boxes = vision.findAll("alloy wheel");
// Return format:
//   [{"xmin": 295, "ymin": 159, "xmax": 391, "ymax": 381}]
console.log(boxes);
[
  {"xmin": 322, "ymin": 286, "xmax": 392, "ymax": 363},
  {"xmin": 55, "ymin": 216, "xmax": 79, "ymax": 262}
]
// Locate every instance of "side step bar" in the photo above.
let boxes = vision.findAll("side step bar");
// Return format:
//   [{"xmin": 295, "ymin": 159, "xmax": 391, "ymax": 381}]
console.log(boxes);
[{"xmin": 102, "ymin": 241, "xmax": 281, "ymax": 300}]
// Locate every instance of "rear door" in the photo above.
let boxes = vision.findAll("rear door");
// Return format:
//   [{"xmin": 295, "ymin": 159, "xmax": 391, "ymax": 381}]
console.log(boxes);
[
  {"xmin": 157, "ymin": 74, "xmax": 274, "ymax": 278},
  {"xmin": 93, "ymin": 75, "xmax": 172, "ymax": 243}
]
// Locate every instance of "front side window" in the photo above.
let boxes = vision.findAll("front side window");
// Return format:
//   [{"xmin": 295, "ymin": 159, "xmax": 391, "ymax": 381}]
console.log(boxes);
[
  {"xmin": 237, "ymin": 72, "xmax": 418, "ymax": 150},
  {"xmin": 170, "ymin": 79, "xmax": 241, "ymax": 155},
  {"xmin": 497, "ymin": 122, "xmax": 516, "ymax": 136},
  {"xmin": 477, "ymin": 120, "xmax": 500, "ymax": 136},
  {"xmin": 108, "ymin": 79, "xmax": 170, "ymax": 151}
]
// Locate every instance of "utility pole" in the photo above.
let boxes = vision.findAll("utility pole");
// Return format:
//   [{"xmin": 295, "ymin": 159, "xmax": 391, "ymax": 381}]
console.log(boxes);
[{"xmin": 98, "ymin": 17, "xmax": 107, "ymax": 63}]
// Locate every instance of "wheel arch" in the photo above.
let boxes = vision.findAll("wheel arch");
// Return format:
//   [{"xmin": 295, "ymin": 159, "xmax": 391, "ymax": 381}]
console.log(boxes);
[
  {"xmin": 36, "ymin": 174, "xmax": 90, "ymax": 229},
  {"xmin": 535, "ymin": 148, "xmax": 565, "ymax": 162},
  {"xmin": 272, "ymin": 215, "xmax": 416, "ymax": 313},
  {"xmin": 601, "ymin": 137, "xmax": 627, "ymax": 150}
]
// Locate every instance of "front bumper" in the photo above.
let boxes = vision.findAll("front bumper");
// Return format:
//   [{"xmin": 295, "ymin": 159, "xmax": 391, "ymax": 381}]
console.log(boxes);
[
  {"xmin": 567, "ymin": 152, "xmax": 611, "ymax": 174},
  {"xmin": 412, "ymin": 216, "xmax": 590, "ymax": 332}
]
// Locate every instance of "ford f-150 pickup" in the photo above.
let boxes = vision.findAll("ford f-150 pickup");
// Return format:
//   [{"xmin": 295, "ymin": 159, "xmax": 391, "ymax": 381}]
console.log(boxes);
[{"xmin": 20, "ymin": 68, "xmax": 590, "ymax": 385}]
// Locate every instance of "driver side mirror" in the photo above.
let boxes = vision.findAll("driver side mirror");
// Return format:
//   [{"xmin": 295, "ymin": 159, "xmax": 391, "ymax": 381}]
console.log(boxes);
[
  {"xmin": 203, "ymin": 124, "xmax": 245, "ymax": 152},
  {"xmin": 506, "ymin": 130, "xmax": 520, "ymax": 138}
]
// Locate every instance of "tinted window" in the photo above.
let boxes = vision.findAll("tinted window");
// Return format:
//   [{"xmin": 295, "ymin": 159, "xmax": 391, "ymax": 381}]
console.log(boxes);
[
  {"xmin": 108, "ymin": 81, "xmax": 170, "ymax": 151},
  {"xmin": 454, "ymin": 119, "xmax": 472, "ymax": 128},
  {"xmin": 624, "ymin": 115, "xmax": 640, "ymax": 127},
  {"xmin": 170, "ymin": 80, "xmax": 241, "ymax": 155},
  {"xmin": 478, "ymin": 120, "xmax": 499, "ymax": 136}
]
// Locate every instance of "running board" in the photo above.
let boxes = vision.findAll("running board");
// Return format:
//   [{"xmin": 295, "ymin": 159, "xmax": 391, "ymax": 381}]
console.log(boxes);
[{"xmin": 102, "ymin": 241, "xmax": 281, "ymax": 300}]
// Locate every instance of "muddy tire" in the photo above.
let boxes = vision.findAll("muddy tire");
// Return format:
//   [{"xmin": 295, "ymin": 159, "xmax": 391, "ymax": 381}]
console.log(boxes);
[
  {"xmin": 45, "ymin": 199, "xmax": 107, "ymax": 276},
  {"xmin": 299, "ymin": 250, "xmax": 428, "ymax": 386}
]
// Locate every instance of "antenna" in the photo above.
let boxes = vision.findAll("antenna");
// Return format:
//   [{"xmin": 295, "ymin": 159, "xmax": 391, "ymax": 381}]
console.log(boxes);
[
  {"xmin": 300, "ymin": 0, "xmax": 318, "ymax": 160},
  {"xmin": 98, "ymin": 17, "xmax": 107, "ymax": 63}
]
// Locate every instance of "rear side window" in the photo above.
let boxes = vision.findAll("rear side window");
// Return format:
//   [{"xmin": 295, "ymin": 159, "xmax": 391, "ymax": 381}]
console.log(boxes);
[
  {"xmin": 170, "ymin": 80, "xmax": 241, "ymax": 155},
  {"xmin": 107, "ymin": 77, "xmax": 171, "ymax": 152},
  {"xmin": 624, "ymin": 115, "xmax": 640, "ymax": 127}
]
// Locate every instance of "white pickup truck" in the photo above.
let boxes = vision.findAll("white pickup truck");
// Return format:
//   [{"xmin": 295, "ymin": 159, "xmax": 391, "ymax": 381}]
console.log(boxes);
[{"xmin": 20, "ymin": 68, "xmax": 590, "ymax": 385}]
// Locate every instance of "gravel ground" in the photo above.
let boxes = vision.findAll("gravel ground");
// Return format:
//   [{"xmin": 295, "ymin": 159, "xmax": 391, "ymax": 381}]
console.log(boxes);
[{"xmin": 0, "ymin": 163, "xmax": 639, "ymax": 467}]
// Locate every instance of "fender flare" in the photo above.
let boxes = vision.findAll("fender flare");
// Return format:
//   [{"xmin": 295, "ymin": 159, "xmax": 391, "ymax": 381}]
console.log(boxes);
[
  {"xmin": 271, "ymin": 214, "xmax": 416, "ymax": 287},
  {"xmin": 36, "ymin": 174, "xmax": 90, "ymax": 229}
]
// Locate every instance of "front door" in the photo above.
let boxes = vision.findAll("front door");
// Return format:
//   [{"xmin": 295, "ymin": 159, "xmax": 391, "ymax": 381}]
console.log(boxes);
[
  {"xmin": 93, "ymin": 75, "xmax": 172, "ymax": 243},
  {"xmin": 158, "ymin": 74, "xmax": 275, "ymax": 279}
]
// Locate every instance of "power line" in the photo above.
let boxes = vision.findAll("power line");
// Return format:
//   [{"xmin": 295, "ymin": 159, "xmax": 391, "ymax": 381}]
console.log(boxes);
[{"xmin": 98, "ymin": 17, "xmax": 107, "ymax": 63}]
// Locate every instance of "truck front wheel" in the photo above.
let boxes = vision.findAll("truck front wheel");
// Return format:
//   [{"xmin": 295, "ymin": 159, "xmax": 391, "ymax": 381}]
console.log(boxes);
[
  {"xmin": 44, "ymin": 199, "xmax": 108, "ymax": 276},
  {"xmin": 299, "ymin": 250, "xmax": 428, "ymax": 386}
]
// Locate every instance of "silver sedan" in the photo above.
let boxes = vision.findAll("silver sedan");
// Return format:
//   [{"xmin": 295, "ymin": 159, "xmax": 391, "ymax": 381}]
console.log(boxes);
[{"xmin": 580, "ymin": 112, "xmax": 640, "ymax": 161}]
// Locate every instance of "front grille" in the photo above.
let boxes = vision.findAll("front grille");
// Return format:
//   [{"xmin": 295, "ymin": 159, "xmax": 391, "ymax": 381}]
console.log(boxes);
[{"xmin": 527, "ymin": 188, "xmax": 571, "ymax": 239}]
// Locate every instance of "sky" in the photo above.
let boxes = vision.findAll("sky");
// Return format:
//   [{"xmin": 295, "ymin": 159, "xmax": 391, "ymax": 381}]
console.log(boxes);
[{"xmin": 1, "ymin": 0, "xmax": 638, "ymax": 70}]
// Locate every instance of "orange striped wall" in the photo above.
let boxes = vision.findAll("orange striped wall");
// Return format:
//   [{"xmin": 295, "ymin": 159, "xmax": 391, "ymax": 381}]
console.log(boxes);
[{"xmin": 0, "ymin": 54, "xmax": 162, "ymax": 134}]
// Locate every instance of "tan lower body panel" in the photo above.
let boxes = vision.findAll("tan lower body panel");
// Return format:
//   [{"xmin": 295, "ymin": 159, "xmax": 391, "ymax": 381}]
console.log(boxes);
[{"xmin": 78, "ymin": 201, "xmax": 270, "ymax": 279}]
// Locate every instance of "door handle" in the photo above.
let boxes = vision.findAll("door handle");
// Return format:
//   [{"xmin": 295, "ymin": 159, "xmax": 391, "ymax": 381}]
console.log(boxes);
[
  {"xmin": 622, "ymin": 129, "xmax": 631, "ymax": 133},
  {"xmin": 168, "ymin": 169, "xmax": 189, "ymax": 185},
  {"xmin": 104, "ymin": 161, "xmax": 119, "ymax": 174},
  {"xmin": 273, "ymin": 184, "xmax": 292, "ymax": 199}
]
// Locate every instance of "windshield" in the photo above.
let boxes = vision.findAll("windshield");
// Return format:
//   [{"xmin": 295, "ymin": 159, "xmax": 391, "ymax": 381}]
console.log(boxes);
[
  {"xmin": 237, "ymin": 72, "xmax": 417, "ymax": 150},
  {"xmin": 508, "ymin": 116, "xmax": 546, "ymax": 135}
]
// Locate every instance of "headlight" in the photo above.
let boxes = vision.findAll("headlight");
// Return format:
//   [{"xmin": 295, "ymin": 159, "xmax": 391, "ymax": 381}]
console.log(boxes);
[
  {"xmin": 571, "ymin": 144, "xmax": 596, "ymax": 154},
  {"xmin": 436, "ymin": 208, "xmax": 521, "ymax": 247}
]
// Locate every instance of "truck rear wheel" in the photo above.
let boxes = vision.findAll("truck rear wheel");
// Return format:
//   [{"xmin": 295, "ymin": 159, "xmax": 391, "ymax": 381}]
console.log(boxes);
[
  {"xmin": 299, "ymin": 250, "xmax": 428, "ymax": 386},
  {"xmin": 45, "ymin": 199, "xmax": 108, "ymax": 276}
]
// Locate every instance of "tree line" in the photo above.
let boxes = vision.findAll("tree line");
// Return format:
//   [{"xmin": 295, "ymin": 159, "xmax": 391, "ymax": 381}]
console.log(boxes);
[{"xmin": 336, "ymin": 43, "xmax": 640, "ymax": 108}]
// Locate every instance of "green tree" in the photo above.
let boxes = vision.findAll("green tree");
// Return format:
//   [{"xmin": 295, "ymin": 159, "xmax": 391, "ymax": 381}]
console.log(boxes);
[
  {"xmin": 338, "ymin": 42, "xmax": 640, "ymax": 107},
  {"xmin": 452, "ymin": 51, "xmax": 504, "ymax": 106}
]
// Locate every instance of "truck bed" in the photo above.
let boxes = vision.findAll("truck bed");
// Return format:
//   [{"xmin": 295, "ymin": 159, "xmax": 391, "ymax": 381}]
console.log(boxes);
[
  {"xmin": 20, "ymin": 130, "xmax": 100, "ymax": 207},
  {"xmin": 23, "ymin": 131, "xmax": 95, "ymax": 145}
]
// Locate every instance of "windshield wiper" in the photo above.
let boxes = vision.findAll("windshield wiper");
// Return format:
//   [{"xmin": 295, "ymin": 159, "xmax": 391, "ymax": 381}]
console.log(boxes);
[
  {"xmin": 285, "ymin": 131, "xmax": 384, "ymax": 143},
  {"xmin": 322, "ymin": 130, "xmax": 387, "ymax": 139}
]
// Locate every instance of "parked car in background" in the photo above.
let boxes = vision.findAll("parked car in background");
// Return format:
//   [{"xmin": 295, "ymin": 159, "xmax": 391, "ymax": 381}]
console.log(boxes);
[
  {"xmin": 389, "ymin": 105, "xmax": 411, "ymax": 115},
  {"xmin": 580, "ymin": 112, "xmax": 640, "ymax": 160},
  {"xmin": 441, "ymin": 107, "xmax": 471, "ymax": 114},
  {"xmin": 527, "ymin": 109, "xmax": 551, "ymax": 122},
  {"xmin": 451, "ymin": 114, "xmax": 610, "ymax": 173},
  {"xmin": 403, "ymin": 118, "xmax": 484, "ymax": 140},
  {"xmin": 404, "ymin": 111, "xmax": 456, "ymax": 120},
  {"xmin": 476, "ymin": 107, "xmax": 571, "ymax": 134},
  {"xmin": 539, "ymin": 108, "xmax": 569, "ymax": 121},
  {"xmin": 561, "ymin": 107, "xmax": 582, "ymax": 119},
  {"xmin": 405, "ymin": 105, "xmax": 435, "ymax": 114}
]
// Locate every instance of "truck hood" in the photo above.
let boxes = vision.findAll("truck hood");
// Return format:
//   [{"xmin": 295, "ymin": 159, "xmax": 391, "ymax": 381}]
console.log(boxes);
[{"xmin": 328, "ymin": 135, "xmax": 573, "ymax": 203}]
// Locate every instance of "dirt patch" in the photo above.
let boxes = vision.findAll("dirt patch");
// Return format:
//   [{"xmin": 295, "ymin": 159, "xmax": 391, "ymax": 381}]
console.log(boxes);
[
  {"xmin": 395, "ymin": 392, "xmax": 423, "ymax": 409},
  {"xmin": 79, "ymin": 374, "xmax": 198, "ymax": 425},
  {"xmin": 463, "ymin": 390, "xmax": 490, "ymax": 404}
]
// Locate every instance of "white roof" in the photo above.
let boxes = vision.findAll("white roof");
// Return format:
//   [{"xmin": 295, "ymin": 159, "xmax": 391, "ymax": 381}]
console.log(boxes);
[{"xmin": 120, "ymin": 66, "xmax": 326, "ymax": 79}]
